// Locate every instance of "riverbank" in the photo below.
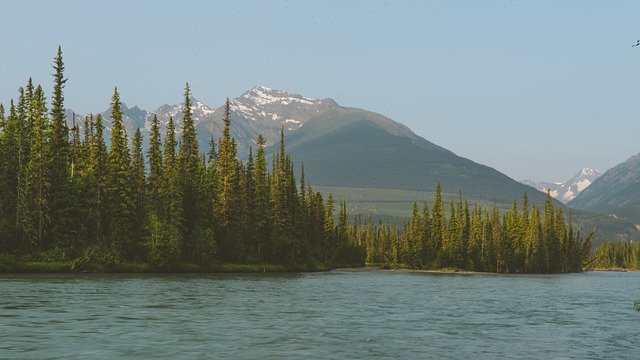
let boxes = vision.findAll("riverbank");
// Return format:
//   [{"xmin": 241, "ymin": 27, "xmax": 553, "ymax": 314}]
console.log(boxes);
[
  {"xmin": 5, "ymin": 258, "xmax": 635, "ymax": 275},
  {"xmin": 586, "ymin": 267, "xmax": 640, "ymax": 272},
  {"xmin": 0, "ymin": 259, "xmax": 332, "ymax": 274},
  {"xmin": 339, "ymin": 265, "xmax": 489, "ymax": 275}
]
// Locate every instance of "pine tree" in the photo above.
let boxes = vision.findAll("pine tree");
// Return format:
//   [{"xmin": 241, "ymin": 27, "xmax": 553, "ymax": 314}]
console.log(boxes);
[
  {"xmin": 542, "ymin": 191, "xmax": 555, "ymax": 273},
  {"xmin": 147, "ymin": 114, "xmax": 163, "ymax": 215},
  {"xmin": 84, "ymin": 114, "xmax": 109, "ymax": 247},
  {"xmin": 431, "ymin": 183, "xmax": 447, "ymax": 266},
  {"xmin": 323, "ymin": 193, "xmax": 336, "ymax": 263},
  {"xmin": 192, "ymin": 155, "xmax": 215, "ymax": 264},
  {"xmin": 525, "ymin": 206, "xmax": 542, "ymax": 273},
  {"xmin": 0, "ymin": 101, "xmax": 21, "ymax": 252},
  {"xmin": 408, "ymin": 202, "xmax": 423, "ymax": 267},
  {"xmin": 481, "ymin": 208, "xmax": 495, "ymax": 271},
  {"xmin": 149, "ymin": 115, "xmax": 183, "ymax": 266},
  {"xmin": 47, "ymin": 46, "xmax": 72, "ymax": 249},
  {"xmin": 23, "ymin": 85, "xmax": 50, "ymax": 251},
  {"xmin": 0, "ymin": 102, "xmax": 5, "ymax": 245},
  {"xmin": 467, "ymin": 206, "xmax": 483, "ymax": 271},
  {"xmin": 418, "ymin": 201, "xmax": 431, "ymax": 265},
  {"xmin": 216, "ymin": 98, "xmax": 242, "ymax": 261},
  {"xmin": 130, "ymin": 128, "xmax": 146, "ymax": 257},
  {"xmin": 0, "ymin": 103, "xmax": 5, "ymax": 128},
  {"xmin": 163, "ymin": 116, "xmax": 177, "ymax": 168},
  {"xmin": 335, "ymin": 198, "xmax": 350, "ymax": 265},
  {"xmin": 177, "ymin": 83, "xmax": 205, "ymax": 261},
  {"xmin": 504, "ymin": 198, "xmax": 521, "ymax": 272},
  {"xmin": 106, "ymin": 87, "xmax": 133, "ymax": 256},
  {"xmin": 307, "ymin": 188, "xmax": 325, "ymax": 262},
  {"xmin": 207, "ymin": 136, "xmax": 217, "ymax": 164},
  {"xmin": 242, "ymin": 146, "xmax": 257, "ymax": 258},
  {"xmin": 15, "ymin": 87, "xmax": 30, "ymax": 253},
  {"xmin": 492, "ymin": 203, "xmax": 509, "ymax": 273}
]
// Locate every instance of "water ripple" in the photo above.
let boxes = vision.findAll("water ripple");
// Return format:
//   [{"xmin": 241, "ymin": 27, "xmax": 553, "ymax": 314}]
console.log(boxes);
[{"xmin": 0, "ymin": 271, "xmax": 639, "ymax": 359}]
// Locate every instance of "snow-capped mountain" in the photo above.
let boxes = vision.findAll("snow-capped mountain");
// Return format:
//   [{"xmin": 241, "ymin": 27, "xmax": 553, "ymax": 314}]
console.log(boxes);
[
  {"xmin": 66, "ymin": 86, "xmax": 341, "ymax": 157},
  {"xmin": 196, "ymin": 85, "xmax": 339, "ymax": 155},
  {"xmin": 230, "ymin": 85, "xmax": 337, "ymax": 129},
  {"xmin": 521, "ymin": 168, "xmax": 601, "ymax": 203}
]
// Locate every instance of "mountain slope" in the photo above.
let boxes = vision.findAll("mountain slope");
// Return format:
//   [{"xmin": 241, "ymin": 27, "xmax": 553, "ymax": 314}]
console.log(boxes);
[
  {"xmin": 568, "ymin": 153, "xmax": 640, "ymax": 213},
  {"xmin": 277, "ymin": 106, "xmax": 550, "ymax": 205}
]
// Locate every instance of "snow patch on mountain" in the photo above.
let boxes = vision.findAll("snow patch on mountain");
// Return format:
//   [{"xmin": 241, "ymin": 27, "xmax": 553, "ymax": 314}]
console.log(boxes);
[
  {"xmin": 575, "ymin": 178, "xmax": 592, "ymax": 192},
  {"xmin": 521, "ymin": 168, "xmax": 601, "ymax": 203},
  {"xmin": 228, "ymin": 85, "xmax": 334, "ymax": 129},
  {"xmin": 242, "ymin": 85, "xmax": 316, "ymax": 106}
]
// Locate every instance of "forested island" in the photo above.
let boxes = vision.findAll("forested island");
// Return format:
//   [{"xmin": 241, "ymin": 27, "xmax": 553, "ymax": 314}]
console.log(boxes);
[{"xmin": 0, "ymin": 47, "xmax": 594, "ymax": 273}]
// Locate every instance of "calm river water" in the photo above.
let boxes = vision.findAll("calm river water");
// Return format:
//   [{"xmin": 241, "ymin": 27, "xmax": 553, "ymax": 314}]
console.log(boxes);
[{"xmin": 1, "ymin": 270, "xmax": 639, "ymax": 359}]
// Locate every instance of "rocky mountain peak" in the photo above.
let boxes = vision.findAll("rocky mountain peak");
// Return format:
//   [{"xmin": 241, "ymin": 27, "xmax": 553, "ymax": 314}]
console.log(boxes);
[{"xmin": 229, "ymin": 85, "xmax": 337, "ymax": 130}]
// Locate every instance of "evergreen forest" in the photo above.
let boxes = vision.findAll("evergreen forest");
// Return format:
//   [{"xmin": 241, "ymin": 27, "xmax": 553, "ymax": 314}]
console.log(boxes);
[
  {"xmin": 589, "ymin": 240, "xmax": 640, "ymax": 271},
  {"xmin": 0, "ymin": 48, "xmax": 593, "ymax": 273}
]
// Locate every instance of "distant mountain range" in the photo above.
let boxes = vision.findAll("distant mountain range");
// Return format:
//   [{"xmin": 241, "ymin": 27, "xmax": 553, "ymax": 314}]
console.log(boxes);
[
  {"xmin": 520, "ymin": 168, "xmax": 601, "ymax": 204},
  {"xmin": 64, "ymin": 86, "xmax": 640, "ymax": 243}
]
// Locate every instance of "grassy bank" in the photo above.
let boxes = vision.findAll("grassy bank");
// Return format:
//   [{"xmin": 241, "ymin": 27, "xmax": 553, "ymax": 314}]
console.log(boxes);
[{"xmin": 0, "ymin": 258, "xmax": 333, "ymax": 274}]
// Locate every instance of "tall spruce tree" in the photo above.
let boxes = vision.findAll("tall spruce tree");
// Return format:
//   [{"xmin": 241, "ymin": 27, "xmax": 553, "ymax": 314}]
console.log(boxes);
[
  {"xmin": 242, "ymin": 146, "xmax": 256, "ymax": 258},
  {"xmin": 1, "ymin": 101, "xmax": 21, "ymax": 252},
  {"xmin": 23, "ymin": 85, "xmax": 50, "ymax": 251},
  {"xmin": 149, "ymin": 116, "xmax": 183, "ymax": 266},
  {"xmin": 431, "ymin": 183, "xmax": 446, "ymax": 266},
  {"xmin": 323, "ymin": 193, "xmax": 336, "ymax": 264},
  {"xmin": 177, "ymin": 83, "xmax": 206, "ymax": 261},
  {"xmin": 47, "ymin": 46, "xmax": 72, "ymax": 249},
  {"xmin": 130, "ymin": 128, "xmax": 146, "ymax": 257},
  {"xmin": 0, "ymin": 103, "xmax": 5, "ymax": 128},
  {"xmin": 253, "ymin": 134, "xmax": 270, "ymax": 260},
  {"xmin": 82, "ymin": 114, "xmax": 109, "ymax": 247},
  {"xmin": 106, "ymin": 87, "xmax": 133, "ymax": 255},
  {"xmin": 147, "ymin": 114, "xmax": 163, "ymax": 216},
  {"xmin": 15, "ymin": 87, "xmax": 30, "ymax": 252},
  {"xmin": 216, "ymin": 99, "xmax": 242, "ymax": 261}
]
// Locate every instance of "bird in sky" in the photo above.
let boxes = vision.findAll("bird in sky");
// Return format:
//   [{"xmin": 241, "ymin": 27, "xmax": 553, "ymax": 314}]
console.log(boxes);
[{"xmin": 632, "ymin": 39, "xmax": 640, "ymax": 47}]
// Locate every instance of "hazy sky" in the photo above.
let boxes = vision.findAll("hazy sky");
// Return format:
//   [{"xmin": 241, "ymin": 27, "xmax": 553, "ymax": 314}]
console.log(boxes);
[{"xmin": 1, "ymin": 1, "xmax": 639, "ymax": 182}]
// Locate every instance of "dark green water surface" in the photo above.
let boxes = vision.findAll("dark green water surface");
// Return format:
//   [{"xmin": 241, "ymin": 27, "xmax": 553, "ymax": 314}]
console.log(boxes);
[{"xmin": 1, "ymin": 270, "xmax": 638, "ymax": 359}]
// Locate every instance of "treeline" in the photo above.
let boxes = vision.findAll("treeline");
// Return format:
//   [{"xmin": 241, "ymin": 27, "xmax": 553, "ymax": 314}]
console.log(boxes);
[
  {"xmin": 589, "ymin": 241, "xmax": 640, "ymax": 270},
  {"xmin": 362, "ymin": 186, "xmax": 593, "ymax": 273},
  {"xmin": 0, "ymin": 47, "xmax": 364, "ymax": 270},
  {"xmin": 0, "ymin": 47, "xmax": 592, "ymax": 273}
]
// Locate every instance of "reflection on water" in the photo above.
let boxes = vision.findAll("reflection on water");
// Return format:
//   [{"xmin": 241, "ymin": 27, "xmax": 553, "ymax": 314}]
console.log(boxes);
[{"xmin": 1, "ymin": 271, "xmax": 639, "ymax": 359}]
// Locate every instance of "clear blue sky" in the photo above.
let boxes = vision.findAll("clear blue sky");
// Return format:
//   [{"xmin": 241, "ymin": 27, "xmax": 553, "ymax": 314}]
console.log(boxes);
[{"xmin": 1, "ymin": 0, "xmax": 639, "ymax": 182}]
